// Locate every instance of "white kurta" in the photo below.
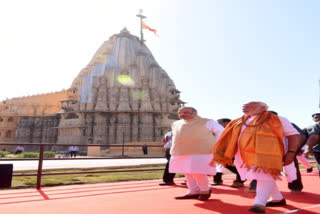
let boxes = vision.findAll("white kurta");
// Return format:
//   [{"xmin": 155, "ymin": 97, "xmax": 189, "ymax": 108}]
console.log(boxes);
[
  {"xmin": 169, "ymin": 120, "xmax": 224, "ymax": 175},
  {"xmin": 234, "ymin": 115, "xmax": 299, "ymax": 181}
]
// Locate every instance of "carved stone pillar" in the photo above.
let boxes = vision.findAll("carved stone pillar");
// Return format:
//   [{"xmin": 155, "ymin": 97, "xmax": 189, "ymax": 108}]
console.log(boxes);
[
  {"xmin": 95, "ymin": 79, "xmax": 109, "ymax": 111},
  {"xmin": 131, "ymin": 115, "xmax": 139, "ymax": 142},
  {"xmin": 108, "ymin": 115, "xmax": 116, "ymax": 144},
  {"xmin": 154, "ymin": 114, "xmax": 163, "ymax": 141},
  {"xmin": 108, "ymin": 88, "xmax": 118, "ymax": 111},
  {"xmin": 130, "ymin": 89, "xmax": 140, "ymax": 111},
  {"xmin": 151, "ymin": 89, "xmax": 161, "ymax": 111},
  {"xmin": 139, "ymin": 77, "xmax": 153, "ymax": 112},
  {"xmin": 139, "ymin": 113, "xmax": 153, "ymax": 142},
  {"xmin": 117, "ymin": 87, "xmax": 131, "ymax": 111}
]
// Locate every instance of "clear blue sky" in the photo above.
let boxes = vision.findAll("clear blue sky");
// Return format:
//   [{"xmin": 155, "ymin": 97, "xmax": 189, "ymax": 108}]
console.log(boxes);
[{"xmin": 0, "ymin": 0, "xmax": 319, "ymax": 127}]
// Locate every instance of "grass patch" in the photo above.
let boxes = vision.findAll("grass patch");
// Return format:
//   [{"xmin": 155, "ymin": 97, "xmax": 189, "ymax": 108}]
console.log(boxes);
[
  {"xmin": 299, "ymin": 162, "xmax": 317, "ymax": 169},
  {"xmin": 12, "ymin": 165, "xmax": 184, "ymax": 189},
  {"xmin": 0, "ymin": 151, "xmax": 10, "ymax": 157},
  {"xmin": 1, "ymin": 151, "xmax": 56, "ymax": 158}
]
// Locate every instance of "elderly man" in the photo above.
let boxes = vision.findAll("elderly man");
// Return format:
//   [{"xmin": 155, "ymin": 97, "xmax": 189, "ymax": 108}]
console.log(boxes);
[
  {"xmin": 169, "ymin": 107, "xmax": 224, "ymax": 201},
  {"xmin": 211, "ymin": 102, "xmax": 299, "ymax": 213}
]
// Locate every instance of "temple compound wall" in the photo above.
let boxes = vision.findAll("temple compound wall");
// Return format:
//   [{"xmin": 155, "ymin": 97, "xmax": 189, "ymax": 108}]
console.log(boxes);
[
  {"xmin": 0, "ymin": 91, "xmax": 66, "ymax": 151},
  {"xmin": 0, "ymin": 28, "xmax": 184, "ymax": 155}
]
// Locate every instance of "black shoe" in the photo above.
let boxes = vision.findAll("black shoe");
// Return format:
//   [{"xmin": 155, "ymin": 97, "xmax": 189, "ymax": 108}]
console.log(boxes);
[
  {"xmin": 307, "ymin": 167, "xmax": 313, "ymax": 173},
  {"xmin": 248, "ymin": 206, "xmax": 265, "ymax": 213},
  {"xmin": 175, "ymin": 194, "xmax": 200, "ymax": 199},
  {"xmin": 248, "ymin": 180, "xmax": 257, "ymax": 192},
  {"xmin": 211, "ymin": 181, "xmax": 223, "ymax": 186},
  {"xmin": 198, "ymin": 189, "xmax": 212, "ymax": 201},
  {"xmin": 230, "ymin": 181, "xmax": 244, "ymax": 188},
  {"xmin": 248, "ymin": 187, "xmax": 256, "ymax": 192},
  {"xmin": 159, "ymin": 182, "xmax": 175, "ymax": 186},
  {"xmin": 266, "ymin": 198, "xmax": 286, "ymax": 207}
]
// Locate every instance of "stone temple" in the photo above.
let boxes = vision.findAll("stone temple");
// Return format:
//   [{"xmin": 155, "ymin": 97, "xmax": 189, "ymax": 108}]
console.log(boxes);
[{"xmin": 0, "ymin": 28, "xmax": 184, "ymax": 153}]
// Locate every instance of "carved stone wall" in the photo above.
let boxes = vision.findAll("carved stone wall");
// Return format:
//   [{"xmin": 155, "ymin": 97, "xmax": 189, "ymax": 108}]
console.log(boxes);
[
  {"xmin": 0, "ymin": 90, "xmax": 66, "ymax": 149},
  {"xmin": 56, "ymin": 112, "xmax": 172, "ymax": 145},
  {"xmin": 0, "ymin": 115, "xmax": 19, "ymax": 145},
  {"xmin": 15, "ymin": 115, "xmax": 60, "ymax": 151}
]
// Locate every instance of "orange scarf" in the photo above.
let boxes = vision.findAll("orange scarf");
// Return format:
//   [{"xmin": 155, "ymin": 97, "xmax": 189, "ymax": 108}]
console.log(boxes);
[{"xmin": 210, "ymin": 111, "xmax": 284, "ymax": 178}]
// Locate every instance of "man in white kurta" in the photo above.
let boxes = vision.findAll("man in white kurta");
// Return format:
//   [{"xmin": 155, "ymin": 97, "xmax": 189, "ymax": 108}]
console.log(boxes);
[
  {"xmin": 235, "ymin": 116, "xmax": 299, "ymax": 181},
  {"xmin": 169, "ymin": 107, "xmax": 224, "ymax": 200},
  {"xmin": 212, "ymin": 102, "xmax": 300, "ymax": 213}
]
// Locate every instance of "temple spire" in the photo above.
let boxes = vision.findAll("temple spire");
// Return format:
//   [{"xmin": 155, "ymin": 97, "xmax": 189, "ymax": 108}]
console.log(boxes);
[{"xmin": 136, "ymin": 9, "xmax": 146, "ymax": 43}]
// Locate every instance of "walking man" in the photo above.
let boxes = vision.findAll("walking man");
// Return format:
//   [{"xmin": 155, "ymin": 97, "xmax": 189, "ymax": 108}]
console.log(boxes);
[
  {"xmin": 212, "ymin": 118, "xmax": 245, "ymax": 188},
  {"xmin": 212, "ymin": 102, "xmax": 299, "ymax": 213},
  {"xmin": 159, "ymin": 131, "xmax": 176, "ymax": 185},
  {"xmin": 169, "ymin": 107, "xmax": 224, "ymax": 201},
  {"xmin": 304, "ymin": 113, "xmax": 320, "ymax": 175}
]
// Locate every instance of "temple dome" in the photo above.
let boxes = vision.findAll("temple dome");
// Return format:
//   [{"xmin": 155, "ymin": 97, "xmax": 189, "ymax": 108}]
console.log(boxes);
[{"xmin": 69, "ymin": 28, "xmax": 182, "ymax": 113}]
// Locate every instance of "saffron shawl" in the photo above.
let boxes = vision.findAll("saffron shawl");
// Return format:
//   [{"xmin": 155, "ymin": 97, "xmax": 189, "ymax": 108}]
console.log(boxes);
[{"xmin": 210, "ymin": 111, "xmax": 284, "ymax": 178}]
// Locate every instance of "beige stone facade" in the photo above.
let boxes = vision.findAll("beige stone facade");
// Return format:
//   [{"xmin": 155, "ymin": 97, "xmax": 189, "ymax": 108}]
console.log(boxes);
[
  {"xmin": 0, "ymin": 91, "xmax": 66, "ymax": 150},
  {"xmin": 0, "ymin": 28, "xmax": 184, "ymax": 154}
]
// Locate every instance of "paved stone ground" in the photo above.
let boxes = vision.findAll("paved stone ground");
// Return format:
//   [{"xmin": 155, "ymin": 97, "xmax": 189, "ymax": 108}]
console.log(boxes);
[{"xmin": 0, "ymin": 172, "xmax": 319, "ymax": 214}]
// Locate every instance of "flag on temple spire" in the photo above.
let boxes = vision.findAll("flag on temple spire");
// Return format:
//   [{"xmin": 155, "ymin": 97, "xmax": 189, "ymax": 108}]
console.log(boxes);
[{"xmin": 142, "ymin": 22, "xmax": 158, "ymax": 36}]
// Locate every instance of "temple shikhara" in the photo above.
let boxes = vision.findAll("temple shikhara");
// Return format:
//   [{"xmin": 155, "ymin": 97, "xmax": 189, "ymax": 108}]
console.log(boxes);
[{"xmin": 0, "ymin": 28, "xmax": 184, "ymax": 153}]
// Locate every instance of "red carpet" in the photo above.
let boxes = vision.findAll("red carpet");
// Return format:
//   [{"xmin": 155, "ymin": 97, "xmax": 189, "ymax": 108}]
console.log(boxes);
[{"xmin": 0, "ymin": 169, "xmax": 318, "ymax": 214}]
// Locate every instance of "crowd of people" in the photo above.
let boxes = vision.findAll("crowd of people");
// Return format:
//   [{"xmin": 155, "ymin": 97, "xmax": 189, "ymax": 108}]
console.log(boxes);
[{"xmin": 158, "ymin": 102, "xmax": 319, "ymax": 213}]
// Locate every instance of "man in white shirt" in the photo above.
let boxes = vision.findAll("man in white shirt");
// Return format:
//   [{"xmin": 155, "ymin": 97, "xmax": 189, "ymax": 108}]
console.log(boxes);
[
  {"xmin": 169, "ymin": 107, "xmax": 224, "ymax": 201},
  {"xmin": 15, "ymin": 146, "xmax": 24, "ymax": 154},
  {"xmin": 159, "ymin": 131, "xmax": 176, "ymax": 185},
  {"xmin": 68, "ymin": 146, "xmax": 79, "ymax": 158}
]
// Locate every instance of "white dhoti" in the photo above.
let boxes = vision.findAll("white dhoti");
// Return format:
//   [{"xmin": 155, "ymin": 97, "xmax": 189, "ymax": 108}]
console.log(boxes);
[
  {"xmin": 169, "ymin": 154, "xmax": 216, "ymax": 175},
  {"xmin": 170, "ymin": 154, "xmax": 216, "ymax": 193},
  {"xmin": 235, "ymin": 151, "xmax": 297, "ymax": 182}
]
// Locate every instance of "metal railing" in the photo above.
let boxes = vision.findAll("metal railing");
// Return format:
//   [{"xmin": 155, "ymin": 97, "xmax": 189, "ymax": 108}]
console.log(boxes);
[{"xmin": 0, "ymin": 143, "xmax": 165, "ymax": 189}]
